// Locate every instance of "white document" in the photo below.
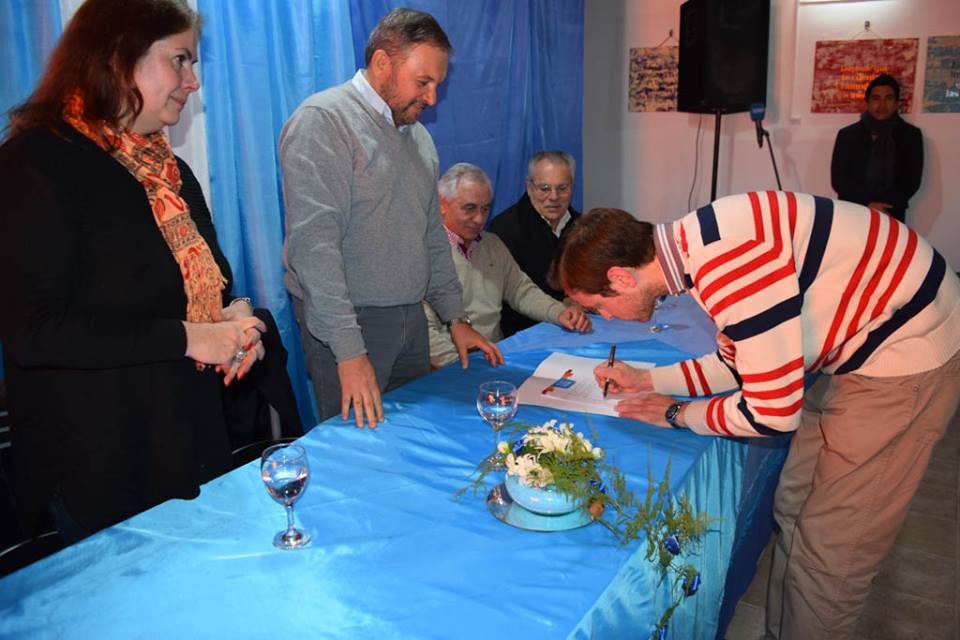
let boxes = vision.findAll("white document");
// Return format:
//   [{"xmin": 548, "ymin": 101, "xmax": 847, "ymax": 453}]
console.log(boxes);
[{"xmin": 517, "ymin": 352, "xmax": 655, "ymax": 417}]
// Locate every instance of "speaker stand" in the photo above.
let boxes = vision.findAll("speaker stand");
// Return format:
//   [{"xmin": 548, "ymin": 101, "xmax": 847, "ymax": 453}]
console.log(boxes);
[
  {"xmin": 762, "ymin": 130, "xmax": 783, "ymax": 191},
  {"xmin": 710, "ymin": 110, "xmax": 721, "ymax": 201}
]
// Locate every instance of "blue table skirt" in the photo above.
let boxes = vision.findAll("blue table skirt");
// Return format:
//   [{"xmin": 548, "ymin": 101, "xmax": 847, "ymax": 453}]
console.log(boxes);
[{"xmin": 0, "ymin": 311, "xmax": 787, "ymax": 639}]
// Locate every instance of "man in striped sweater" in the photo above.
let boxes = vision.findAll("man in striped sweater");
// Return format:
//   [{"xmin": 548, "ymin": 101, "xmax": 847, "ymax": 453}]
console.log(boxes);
[{"xmin": 551, "ymin": 192, "xmax": 960, "ymax": 640}]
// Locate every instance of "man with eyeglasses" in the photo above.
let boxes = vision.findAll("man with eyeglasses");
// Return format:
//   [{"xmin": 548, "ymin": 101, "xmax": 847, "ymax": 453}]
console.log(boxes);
[
  {"xmin": 830, "ymin": 73, "xmax": 923, "ymax": 223},
  {"xmin": 489, "ymin": 150, "xmax": 582, "ymax": 337},
  {"xmin": 424, "ymin": 163, "xmax": 591, "ymax": 367}
]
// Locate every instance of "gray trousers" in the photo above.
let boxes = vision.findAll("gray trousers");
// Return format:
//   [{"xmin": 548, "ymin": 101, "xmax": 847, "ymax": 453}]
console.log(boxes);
[
  {"xmin": 766, "ymin": 348, "xmax": 960, "ymax": 639},
  {"xmin": 293, "ymin": 299, "xmax": 430, "ymax": 422}
]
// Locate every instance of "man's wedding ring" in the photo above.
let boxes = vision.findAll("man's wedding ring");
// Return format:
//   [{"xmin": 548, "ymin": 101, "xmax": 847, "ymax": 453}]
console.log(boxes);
[{"xmin": 234, "ymin": 349, "xmax": 247, "ymax": 363}]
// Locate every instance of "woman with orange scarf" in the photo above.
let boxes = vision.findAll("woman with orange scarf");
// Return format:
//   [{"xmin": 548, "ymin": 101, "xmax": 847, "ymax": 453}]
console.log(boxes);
[{"xmin": 0, "ymin": 0, "xmax": 267, "ymax": 543}]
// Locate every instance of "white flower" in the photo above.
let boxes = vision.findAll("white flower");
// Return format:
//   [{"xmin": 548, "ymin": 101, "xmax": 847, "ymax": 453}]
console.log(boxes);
[
  {"xmin": 526, "ymin": 465, "xmax": 555, "ymax": 488},
  {"xmin": 530, "ymin": 428, "xmax": 568, "ymax": 454},
  {"xmin": 506, "ymin": 452, "xmax": 539, "ymax": 481},
  {"xmin": 499, "ymin": 419, "xmax": 604, "ymax": 488}
]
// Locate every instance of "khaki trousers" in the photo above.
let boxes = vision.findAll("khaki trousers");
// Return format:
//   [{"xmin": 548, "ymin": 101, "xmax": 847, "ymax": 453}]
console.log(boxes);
[{"xmin": 766, "ymin": 349, "xmax": 960, "ymax": 640}]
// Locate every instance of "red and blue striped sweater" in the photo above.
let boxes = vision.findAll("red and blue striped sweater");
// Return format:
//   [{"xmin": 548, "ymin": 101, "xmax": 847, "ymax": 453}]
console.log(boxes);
[{"xmin": 650, "ymin": 192, "xmax": 960, "ymax": 437}]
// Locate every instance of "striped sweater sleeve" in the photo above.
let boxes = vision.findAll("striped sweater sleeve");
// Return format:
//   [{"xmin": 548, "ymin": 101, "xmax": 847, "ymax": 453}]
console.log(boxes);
[
  {"xmin": 666, "ymin": 192, "xmax": 806, "ymax": 437},
  {"xmin": 649, "ymin": 350, "xmax": 740, "ymax": 398},
  {"xmin": 649, "ymin": 191, "xmax": 960, "ymax": 437}
]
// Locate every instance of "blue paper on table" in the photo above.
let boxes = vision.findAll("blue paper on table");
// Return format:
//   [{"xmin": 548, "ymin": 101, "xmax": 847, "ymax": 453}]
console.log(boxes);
[{"xmin": 517, "ymin": 352, "xmax": 655, "ymax": 416}]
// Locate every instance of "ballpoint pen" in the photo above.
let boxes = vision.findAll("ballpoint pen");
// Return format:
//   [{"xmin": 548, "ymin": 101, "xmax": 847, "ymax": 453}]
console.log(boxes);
[{"xmin": 602, "ymin": 343, "xmax": 617, "ymax": 398}]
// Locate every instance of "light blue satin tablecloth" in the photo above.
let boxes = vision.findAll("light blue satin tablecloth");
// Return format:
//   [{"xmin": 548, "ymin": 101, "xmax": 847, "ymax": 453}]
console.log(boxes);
[{"xmin": 0, "ymin": 297, "xmax": 789, "ymax": 639}]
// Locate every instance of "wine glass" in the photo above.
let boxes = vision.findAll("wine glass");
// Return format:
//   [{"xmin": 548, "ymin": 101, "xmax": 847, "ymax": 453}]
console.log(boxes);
[
  {"xmin": 260, "ymin": 443, "xmax": 311, "ymax": 550},
  {"xmin": 649, "ymin": 295, "xmax": 672, "ymax": 333},
  {"xmin": 476, "ymin": 381, "xmax": 519, "ymax": 435}
]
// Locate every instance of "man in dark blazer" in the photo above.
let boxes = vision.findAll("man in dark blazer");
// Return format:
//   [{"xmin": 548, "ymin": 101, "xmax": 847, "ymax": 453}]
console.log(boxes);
[
  {"xmin": 830, "ymin": 73, "xmax": 923, "ymax": 223},
  {"xmin": 488, "ymin": 150, "xmax": 581, "ymax": 337}
]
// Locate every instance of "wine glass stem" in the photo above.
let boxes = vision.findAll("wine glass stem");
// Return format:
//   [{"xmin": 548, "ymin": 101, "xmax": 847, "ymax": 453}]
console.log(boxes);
[{"xmin": 285, "ymin": 504, "xmax": 296, "ymax": 535}]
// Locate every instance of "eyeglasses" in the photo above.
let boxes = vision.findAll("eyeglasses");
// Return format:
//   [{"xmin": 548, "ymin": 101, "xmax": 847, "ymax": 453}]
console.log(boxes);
[{"xmin": 532, "ymin": 183, "xmax": 571, "ymax": 196}]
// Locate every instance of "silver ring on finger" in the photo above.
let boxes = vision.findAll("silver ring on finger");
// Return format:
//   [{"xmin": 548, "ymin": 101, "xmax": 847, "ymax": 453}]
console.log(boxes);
[{"xmin": 233, "ymin": 349, "xmax": 247, "ymax": 363}]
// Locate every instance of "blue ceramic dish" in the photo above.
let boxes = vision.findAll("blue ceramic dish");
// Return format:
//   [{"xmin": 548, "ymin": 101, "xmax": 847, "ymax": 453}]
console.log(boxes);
[
  {"xmin": 486, "ymin": 483, "xmax": 593, "ymax": 532},
  {"xmin": 504, "ymin": 473, "xmax": 580, "ymax": 515}
]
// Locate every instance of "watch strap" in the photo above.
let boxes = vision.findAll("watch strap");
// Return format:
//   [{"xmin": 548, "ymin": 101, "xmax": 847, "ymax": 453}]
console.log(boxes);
[{"xmin": 665, "ymin": 401, "xmax": 688, "ymax": 429}]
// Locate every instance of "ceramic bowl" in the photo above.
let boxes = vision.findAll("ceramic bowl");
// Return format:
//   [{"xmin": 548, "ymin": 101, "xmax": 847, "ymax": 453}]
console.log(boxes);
[{"xmin": 504, "ymin": 473, "xmax": 580, "ymax": 515}]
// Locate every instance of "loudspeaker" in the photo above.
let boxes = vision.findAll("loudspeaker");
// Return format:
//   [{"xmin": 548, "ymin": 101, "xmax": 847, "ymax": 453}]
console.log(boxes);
[{"xmin": 677, "ymin": 0, "xmax": 770, "ymax": 114}]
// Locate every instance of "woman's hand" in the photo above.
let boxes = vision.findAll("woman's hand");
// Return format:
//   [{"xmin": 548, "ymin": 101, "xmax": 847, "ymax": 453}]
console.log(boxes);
[
  {"xmin": 592, "ymin": 361, "xmax": 654, "ymax": 395},
  {"xmin": 183, "ymin": 315, "xmax": 266, "ymax": 385},
  {"xmin": 212, "ymin": 299, "xmax": 266, "ymax": 383},
  {"xmin": 219, "ymin": 297, "xmax": 254, "ymax": 321}
]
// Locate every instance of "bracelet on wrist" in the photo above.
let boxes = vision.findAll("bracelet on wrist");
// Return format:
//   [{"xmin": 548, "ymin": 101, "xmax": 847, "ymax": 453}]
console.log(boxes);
[{"xmin": 230, "ymin": 296, "xmax": 254, "ymax": 312}]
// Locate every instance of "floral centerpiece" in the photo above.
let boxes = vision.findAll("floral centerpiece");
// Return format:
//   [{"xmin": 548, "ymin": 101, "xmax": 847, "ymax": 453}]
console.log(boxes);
[
  {"xmin": 458, "ymin": 419, "xmax": 714, "ymax": 640},
  {"xmin": 499, "ymin": 420, "xmax": 605, "ymax": 516}
]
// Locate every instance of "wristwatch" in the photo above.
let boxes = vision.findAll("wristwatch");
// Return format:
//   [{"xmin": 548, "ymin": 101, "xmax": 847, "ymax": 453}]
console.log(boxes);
[
  {"xmin": 665, "ymin": 401, "xmax": 688, "ymax": 429},
  {"xmin": 446, "ymin": 316, "xmax": 471, "ymax": 328}
]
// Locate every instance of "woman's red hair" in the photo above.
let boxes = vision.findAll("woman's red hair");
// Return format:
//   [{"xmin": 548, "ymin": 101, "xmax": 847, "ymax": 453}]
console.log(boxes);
[{"xmin": 7, "ymin": 0, "xmax": 199, "ymax": 139}]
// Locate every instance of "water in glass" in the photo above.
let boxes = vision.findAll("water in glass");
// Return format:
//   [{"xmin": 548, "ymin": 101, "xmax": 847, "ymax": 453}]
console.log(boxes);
[
  {"xmin": 649, "ymin": 295, "xmax": 671, "ymax": 333},
  {"xmin": 260, "ymin": 443, "xmax": 311, "ymax": 549},
  {"xmin": 476, "ymin": 381, "xmax": 519, "ymax": 432}
]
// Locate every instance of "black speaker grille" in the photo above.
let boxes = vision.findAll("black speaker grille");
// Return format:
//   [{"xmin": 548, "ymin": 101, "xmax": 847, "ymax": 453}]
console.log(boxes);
[{"xmin": 678, "ymin": 0, "xmax": 770, "ymax": 114}]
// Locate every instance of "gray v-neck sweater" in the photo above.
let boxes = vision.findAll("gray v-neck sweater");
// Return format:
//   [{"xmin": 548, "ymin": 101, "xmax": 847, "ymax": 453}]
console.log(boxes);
[{"xmin": 280, "ymin": 82, "xmax": 464, "ymax": 361}]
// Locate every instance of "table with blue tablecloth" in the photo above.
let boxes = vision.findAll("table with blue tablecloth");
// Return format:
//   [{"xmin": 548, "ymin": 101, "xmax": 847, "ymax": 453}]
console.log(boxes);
[{"xmin": 0, "ymin": 296, "xmax": 789, "ymax": 639}]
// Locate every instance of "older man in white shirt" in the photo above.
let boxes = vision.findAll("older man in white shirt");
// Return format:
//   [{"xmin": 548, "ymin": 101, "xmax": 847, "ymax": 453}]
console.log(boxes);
[{"xmin": 423, "ymin": 163, "xmax": 591, "ymax": 368}]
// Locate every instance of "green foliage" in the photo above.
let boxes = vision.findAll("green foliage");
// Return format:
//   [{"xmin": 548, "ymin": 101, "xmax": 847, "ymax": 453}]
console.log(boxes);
[{"xmin": 457, "ymin": 420, "xmax": 716, "ymax": 639}]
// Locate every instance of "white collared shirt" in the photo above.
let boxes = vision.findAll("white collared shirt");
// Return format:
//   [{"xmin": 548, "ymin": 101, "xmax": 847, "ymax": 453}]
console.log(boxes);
[
  {"xmin": 351, "ymin": 69, "xmax": 407, "ymax": 130},
  {"xmin": 541, "ymin": 210, "xmax": 572, "ymax": 237}
]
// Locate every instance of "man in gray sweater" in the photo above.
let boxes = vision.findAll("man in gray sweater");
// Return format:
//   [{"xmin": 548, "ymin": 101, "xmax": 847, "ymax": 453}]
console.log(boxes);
[{"xmin": 280, "ymin": 8, "xmax": 502, "ymax": 428}]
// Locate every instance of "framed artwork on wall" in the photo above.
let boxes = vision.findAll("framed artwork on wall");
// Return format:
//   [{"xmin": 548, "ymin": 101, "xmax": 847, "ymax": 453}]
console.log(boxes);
[{"xmin": 810, "ymin": 38, "xmax": 918, "ymax": 112}]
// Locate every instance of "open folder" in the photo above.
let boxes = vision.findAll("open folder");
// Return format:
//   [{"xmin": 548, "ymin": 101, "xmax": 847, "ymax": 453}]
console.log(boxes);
[{"xmin": 517, "ymin": 352, "xmax": 655, "ymax": 417}]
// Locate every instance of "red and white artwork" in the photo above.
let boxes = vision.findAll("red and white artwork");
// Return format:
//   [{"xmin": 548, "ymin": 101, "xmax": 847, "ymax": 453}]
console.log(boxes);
[{"xmin": 811, "ymin": 38, "xmax": 918, "ymax": 113}]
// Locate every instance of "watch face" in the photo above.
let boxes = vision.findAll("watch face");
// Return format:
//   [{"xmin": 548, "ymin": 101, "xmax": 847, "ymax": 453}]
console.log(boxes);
[{"xmin": 665, "ymin": 402, "xmax": 683, "ymax": 427}]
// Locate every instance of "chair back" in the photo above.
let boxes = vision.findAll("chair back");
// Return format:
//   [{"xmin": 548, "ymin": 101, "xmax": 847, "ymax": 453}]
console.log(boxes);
[
  {"xmin": 0, "ymin": 530, "xmax": 62, "ymax": 578},
  {"xmin": 231, "ymin": 437, "xmax": 298, "ymax": 468}
]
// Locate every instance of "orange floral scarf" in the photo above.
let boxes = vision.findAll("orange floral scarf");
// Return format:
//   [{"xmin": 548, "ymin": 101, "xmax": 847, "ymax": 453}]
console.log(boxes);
[{"xmin": 62, "ymin": 94, "xmax": 226, "ymax": 322}]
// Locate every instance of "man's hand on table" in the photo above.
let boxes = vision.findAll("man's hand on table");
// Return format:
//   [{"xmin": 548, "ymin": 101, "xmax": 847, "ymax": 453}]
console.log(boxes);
[
  {"xmin": 450, "ymin": 322, "xmax": 505, "ymax": 369},
  {"xmin": 557, "ymin": 305, "xmax": 592, "ymax": 333},
  {"xmin": 337, "ymin": 354, "xmax": 384, "ymax": 428},
  {"xmin": 612, "ymin": 392, "xmax": 677, "ymax": 428}
]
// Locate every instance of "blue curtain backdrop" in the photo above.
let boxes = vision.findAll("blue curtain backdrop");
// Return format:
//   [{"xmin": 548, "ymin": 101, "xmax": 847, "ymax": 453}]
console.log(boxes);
[
  {"xmin": 349, "ymin": 0, "xmax": 584, "ymax": 215},
  {"xmin": 197, "ymin": 0, "xmax": 357, "ymax": 424},
  {"xmin": 0, "ymin": 0, "xmax": 63, "ymax": 381},
  {"xmin": 0, "ymin": 1, "xmax": 584, "ymax": 427},
  {"xmin": 0, "ymin": 1, "xmax": 61, "ymax": 110}
]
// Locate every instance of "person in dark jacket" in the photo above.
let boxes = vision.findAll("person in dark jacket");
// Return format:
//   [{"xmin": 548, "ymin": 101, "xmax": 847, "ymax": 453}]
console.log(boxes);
[
  {"xmin": 0, "ymin": 0, "xmax": 267, "ymax": 543},
  {"xmin": 488, "ymin": 150, "xmax": 582, "ymax": 337},
  {"xmin": 830, "ymin": 73, "xmax": 923, "ymax": 222}
]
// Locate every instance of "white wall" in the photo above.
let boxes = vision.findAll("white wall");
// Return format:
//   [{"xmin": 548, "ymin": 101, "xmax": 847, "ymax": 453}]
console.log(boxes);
[{"xmin": 584, "ymin": 0, "xmax": 960, "ymax": 269}]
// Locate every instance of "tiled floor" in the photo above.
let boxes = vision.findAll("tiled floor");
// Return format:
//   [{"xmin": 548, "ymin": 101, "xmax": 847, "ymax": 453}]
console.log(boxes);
[{"xmin": 725, "ymin": 411, "xmax": 960, "ymax": 640}]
